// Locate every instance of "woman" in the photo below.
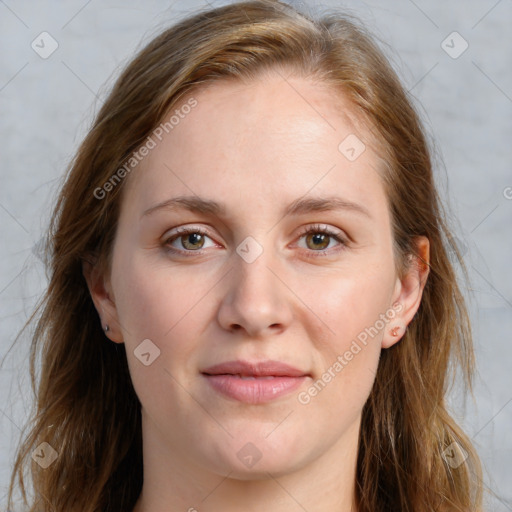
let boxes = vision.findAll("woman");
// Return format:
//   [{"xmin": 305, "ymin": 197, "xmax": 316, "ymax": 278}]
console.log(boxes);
[{"xmin": 8, "ymin": 1, "xmax": 483, "ymax": 510}]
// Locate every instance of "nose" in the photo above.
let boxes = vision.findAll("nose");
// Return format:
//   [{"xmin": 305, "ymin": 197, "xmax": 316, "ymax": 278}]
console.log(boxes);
[{"xmin": 216, "ymin": 248, "xmax": 294, "ymax": 338}]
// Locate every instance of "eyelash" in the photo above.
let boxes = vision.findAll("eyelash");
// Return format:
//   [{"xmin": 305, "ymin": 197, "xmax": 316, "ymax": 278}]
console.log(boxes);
[{"xmin": 163, "ymin": 224, "xmax": 348, "ymax": 258}]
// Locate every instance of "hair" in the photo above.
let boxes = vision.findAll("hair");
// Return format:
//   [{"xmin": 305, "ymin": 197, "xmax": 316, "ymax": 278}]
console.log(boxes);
[{"xmin": 7, "ymin": 1, "xmax": 483, "ymax": 511}]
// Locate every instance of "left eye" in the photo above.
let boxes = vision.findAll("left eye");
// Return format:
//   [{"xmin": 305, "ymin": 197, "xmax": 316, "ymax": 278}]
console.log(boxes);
[{"xmin": 297, "ymin": 229, "xmax": 344, "ymax": 251}]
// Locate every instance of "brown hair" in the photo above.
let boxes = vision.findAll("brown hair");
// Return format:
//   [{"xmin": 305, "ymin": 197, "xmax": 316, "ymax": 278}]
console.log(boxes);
[{"xmin": 7, "ymin": 1, "xmax": 483, "ymax": 510}]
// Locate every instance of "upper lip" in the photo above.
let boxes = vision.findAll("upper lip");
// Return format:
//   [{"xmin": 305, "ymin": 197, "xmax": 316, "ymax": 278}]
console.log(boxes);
[{"xmin": 201, "ymin": 360, "xmax": 308, "ymax": 378}]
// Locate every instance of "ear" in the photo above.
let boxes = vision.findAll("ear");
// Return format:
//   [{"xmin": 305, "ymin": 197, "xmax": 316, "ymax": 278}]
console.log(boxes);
[
  {"xmin": 382, "ymin": 236, "xmax": 430, "ymax": 349},
  {"xmin": 82, "ymin": 257, "xmax": 124, "ymax": 344}
]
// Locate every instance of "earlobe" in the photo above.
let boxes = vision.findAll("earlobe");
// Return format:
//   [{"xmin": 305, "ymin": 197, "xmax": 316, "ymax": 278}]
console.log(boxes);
[
  {"xmin": 82, "ymin": 258, "xmax": 124, "ymax": 344},
  {"xmin": 382, "ymin": 236, "xmax": 430, "ymax": 349}
]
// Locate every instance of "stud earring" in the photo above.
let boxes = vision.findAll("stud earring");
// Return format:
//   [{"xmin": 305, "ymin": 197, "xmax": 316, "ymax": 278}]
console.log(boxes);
[
  {"xmin": 104, "ymin": 324, "xmax": 110, "ymax": 333},
  {"xmin": 390, "ymin": 325, "xmax": 401, "ymax": 337}
]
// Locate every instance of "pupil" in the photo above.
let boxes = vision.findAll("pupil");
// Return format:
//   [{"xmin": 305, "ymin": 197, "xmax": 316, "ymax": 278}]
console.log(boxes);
[
  {"xmin": 307, "ymin": 233, "xmax": 329, "ymax": 250},
  {"xmin": 183, "ymin": 233, "xmax": 204, "ymax": 249}
]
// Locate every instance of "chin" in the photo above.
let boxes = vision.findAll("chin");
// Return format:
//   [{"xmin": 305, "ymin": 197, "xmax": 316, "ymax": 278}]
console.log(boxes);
[{"xmin": 203, "ymin": 435, "xmax": 310, "ymax": 479}]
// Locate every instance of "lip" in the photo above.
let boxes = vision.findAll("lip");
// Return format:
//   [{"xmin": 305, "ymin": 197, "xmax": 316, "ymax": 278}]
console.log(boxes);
[{"xmin": 201, "ymin": 360, "xmax": 309, "ymax": 404}]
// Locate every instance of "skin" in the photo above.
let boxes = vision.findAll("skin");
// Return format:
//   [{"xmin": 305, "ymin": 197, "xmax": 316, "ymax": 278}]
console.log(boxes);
[{"xmin": 85, "ymin": 69, "xmax": 429, "ymax": 512}]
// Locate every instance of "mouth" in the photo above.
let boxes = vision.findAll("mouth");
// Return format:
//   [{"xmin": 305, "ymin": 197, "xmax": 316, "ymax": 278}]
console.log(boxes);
[{"xmin": 201, "ymin": 360, "xmax": 310, "ymax": 404}]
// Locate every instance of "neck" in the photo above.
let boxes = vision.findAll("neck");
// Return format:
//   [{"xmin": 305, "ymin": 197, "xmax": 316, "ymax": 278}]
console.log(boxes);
[{"xmin": 132, "ymin": 410, "xmax": 360, "ymax": 512}]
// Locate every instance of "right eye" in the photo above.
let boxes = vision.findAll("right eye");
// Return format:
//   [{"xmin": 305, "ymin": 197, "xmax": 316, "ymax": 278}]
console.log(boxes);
[{"xmin": 164, "ymin": 226, "xmax": 219, "ymax": 255}]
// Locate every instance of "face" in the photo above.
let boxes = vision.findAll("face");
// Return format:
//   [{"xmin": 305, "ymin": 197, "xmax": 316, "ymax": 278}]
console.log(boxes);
[{"xmin": 89, "ymin": 70, "xmax": 427, "ymax": 480}]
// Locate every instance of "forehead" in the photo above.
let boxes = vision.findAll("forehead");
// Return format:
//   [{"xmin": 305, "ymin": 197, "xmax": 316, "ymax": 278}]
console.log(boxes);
[{"xmin": 122, "ymin": 72, "xmax": 386, "ymax": 217}]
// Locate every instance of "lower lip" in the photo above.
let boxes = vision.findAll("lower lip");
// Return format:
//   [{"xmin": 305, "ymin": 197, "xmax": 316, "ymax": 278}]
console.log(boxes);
[{"xmin": 203, "ymin": 374, "xmax": 307, "ymax": 404}]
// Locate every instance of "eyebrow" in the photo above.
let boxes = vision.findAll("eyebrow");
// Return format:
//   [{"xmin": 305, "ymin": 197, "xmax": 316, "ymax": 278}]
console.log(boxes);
[{"xmin": 141, "ymin": 195, "xmax": 371, "ymax": 219}]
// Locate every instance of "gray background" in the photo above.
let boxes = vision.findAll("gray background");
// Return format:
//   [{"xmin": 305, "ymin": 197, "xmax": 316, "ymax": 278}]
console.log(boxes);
[{"xmin": 0, "ymin": 0, "xmax": 510, "ymax": 509}]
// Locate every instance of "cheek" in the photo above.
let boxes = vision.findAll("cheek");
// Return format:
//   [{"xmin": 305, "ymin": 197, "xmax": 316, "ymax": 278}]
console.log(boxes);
[
  {"xmin": 112, "ymin": 250, "xmax": 215, "ymax": 340},
  {"xmin": 110, "ymin": 253, "xmax": 214, "ymax": 412},
  {"xmin": 300, "ymin": 259, "xmax": 395, "ymax": 349},
  {"xmin": 110, "ymin": 250, "xmax": 224, "ymax": 391},
  {"xmin": 295, "ymin": 263, "xmax": 394, "ymax": 408}
]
